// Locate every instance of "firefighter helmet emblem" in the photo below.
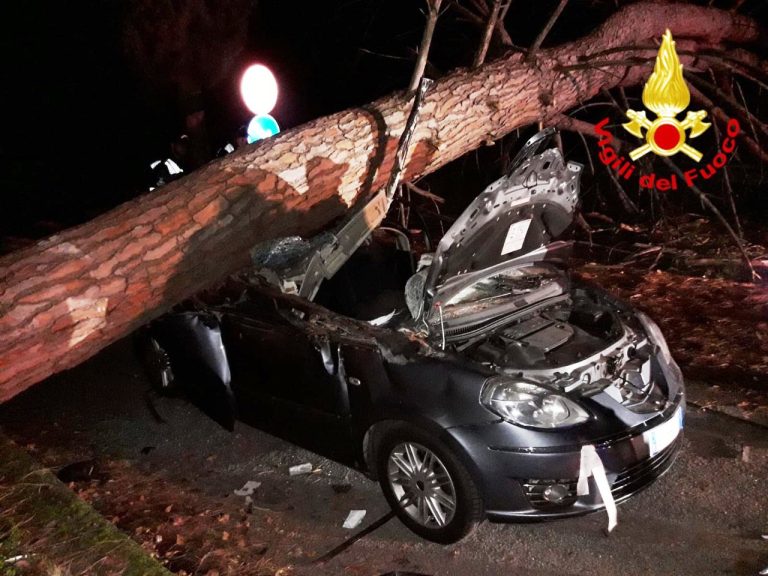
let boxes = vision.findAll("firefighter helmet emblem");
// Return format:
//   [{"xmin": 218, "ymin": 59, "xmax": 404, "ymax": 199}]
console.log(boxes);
[{"xmin": 623, "ymin": 30, "xmax": 710, "ymax": 162}]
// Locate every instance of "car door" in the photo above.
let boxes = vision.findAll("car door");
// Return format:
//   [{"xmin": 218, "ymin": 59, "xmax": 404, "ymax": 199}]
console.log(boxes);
[{"xmin": 221, "ymin": 293, "xmax": 355, "ymax": 456}]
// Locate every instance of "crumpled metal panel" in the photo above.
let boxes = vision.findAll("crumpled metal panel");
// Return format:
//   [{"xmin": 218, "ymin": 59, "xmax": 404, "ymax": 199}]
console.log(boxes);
[{"xmin": 423, "ymin": 144, "xmax": 581, "ymax": 297}]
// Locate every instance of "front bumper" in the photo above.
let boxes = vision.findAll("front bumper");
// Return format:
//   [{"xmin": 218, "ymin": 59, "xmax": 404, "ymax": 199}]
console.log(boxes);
[{"xmin": 446, "ymin": 391, "xmax": 685, "ymax": 521}]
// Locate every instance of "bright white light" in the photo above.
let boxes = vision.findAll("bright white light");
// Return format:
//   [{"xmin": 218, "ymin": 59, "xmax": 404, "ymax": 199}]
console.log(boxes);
[
  {"xmin": 240, "ymin": 64, "xmax": 278, "ymax": 115},
  {"xmin": 247, "ymin": 114, "xmax": 281, "ymax": 143}
]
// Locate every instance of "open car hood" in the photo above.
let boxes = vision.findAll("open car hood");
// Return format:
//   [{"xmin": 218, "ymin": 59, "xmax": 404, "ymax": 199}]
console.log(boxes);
[{"xmin": 406, "ymin": 129, "xmax": 582, "ymax": 324}]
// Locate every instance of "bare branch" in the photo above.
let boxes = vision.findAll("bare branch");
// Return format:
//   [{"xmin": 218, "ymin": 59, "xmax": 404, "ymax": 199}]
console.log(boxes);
[
  {"xmin": 409, "ymin": 0, "xmax": 443, "ymax": 93},
  {"xmin": 405, "ymin": 182, "xmax": 446, "ymax": 204},
  {"xmin": 452, "ymin": 2, "xmax": 485, "ymax": 25},
  {"xmin": 453, "ymin": 0, "xmax": 516, "ymax": 47},
  {"xmin": 687, "ymin": 73, "xmax": 768, "ymax": 140},
  {"xmin": 468, "ymin": 0, "xmax": 489, "ymax": 17},
  {"xmin": 711, "ymin": 120, "xmax": 745, "ymax": 241},
  {"xmin": 661, "ymin": 157, "xmax": 759, "ymax": 281},
  {"xmin": 473, "ymin": 0, "xmax": 505, "ymax": 67},
  {"xmin": 688, "ymin": 83, "xmax": 768, "ymax": 163},
  {"xmin": 527, "ymin": 0, "xmax": 569, "ymax": 62},
  {"xmin": 496, "ymin": 0, "xmax": 514, "ymax": 46},
  {"xmin": 553, "ymin": 114, "xmax": 628, "ymax": 148}
]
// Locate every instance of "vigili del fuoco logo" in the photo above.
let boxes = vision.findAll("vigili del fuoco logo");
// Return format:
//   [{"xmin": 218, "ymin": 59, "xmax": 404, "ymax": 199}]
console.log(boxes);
[{"xmin": 594, "ymin": 29, "xmax": 740, "ymax": 192}]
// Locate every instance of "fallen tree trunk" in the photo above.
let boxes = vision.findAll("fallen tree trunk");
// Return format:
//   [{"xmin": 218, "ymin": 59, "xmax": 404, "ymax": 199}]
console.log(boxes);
[{"xmin": 0, "ymin": 3, "xmax": 760, "ymax": 401}]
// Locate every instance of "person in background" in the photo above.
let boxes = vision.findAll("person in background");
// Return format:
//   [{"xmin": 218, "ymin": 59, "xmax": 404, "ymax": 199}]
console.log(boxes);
[
  {"xmin": 147, "ymin": 135, "xmax": 188, "ymax": 191},
  {"xmin": 215, "ymin": 124, "xmax": 249, "ymax": 158}
]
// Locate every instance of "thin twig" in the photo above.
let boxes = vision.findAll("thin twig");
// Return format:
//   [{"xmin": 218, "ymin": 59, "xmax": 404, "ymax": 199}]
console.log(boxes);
[
  {"xmin": 553, "ymin": 113, "xmax": 628, "ymax": 148},
  {"xmin": 735, "ymin": 78, "xmax": 764, "ymax": 144},
  {"xmin": 661, "ymin": 157, "xmax": 759, "ymax": 281},
  {"xmin": 496, "ymin": 0, "xmax": 514, "ymax": 46},
  {"xmin": 527, "ymin": 0, "xmax": 569, "ymax": 62},
  {"xmin": 405, "ymin": 182, "xmax": 445, "ymax": 204},
  {"xmin": 468, "ymin": 0, "xmax": 488, "ymax": 16},
  {"xmin": 452, "ymin": 2, "xmax": 484, "ymax": 25},
  {"xmin": 711, "ymin": 120, "xmax": 745, "ymax": 240},
  {"xmin": 473, "ymin": 0, "xmax": 505, "ymax": 67},
  {"xmin": 707, "ymin": 56, "xmax": 768, "ymax": 95},
  {"xmin": 576, "ymin": 130, "xmax": 595, "ymax": 174},
  {"xmin": 606, "ymin": 164, "xmax": 640, "ymax": 214},
  {"xmin": 687, "ymin": 73, "xmax": 768, "ymax": 139},
  {"xmin": 688, "ymin": 83, "xmax": 768, "ymax": 163},
  {"xmin": 409, "ymin": 0, "xmax": 442, "ymax": 93}
]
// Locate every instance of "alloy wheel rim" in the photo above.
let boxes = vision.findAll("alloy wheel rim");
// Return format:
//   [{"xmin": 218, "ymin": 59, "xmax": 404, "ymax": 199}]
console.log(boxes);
[
  {"xmin": 387, "ymin": 442, "xmax": 457, "ymax": 528},
  {"xmin": 150, "ymin": 338, "xmax": 174, "ymax": 389}
]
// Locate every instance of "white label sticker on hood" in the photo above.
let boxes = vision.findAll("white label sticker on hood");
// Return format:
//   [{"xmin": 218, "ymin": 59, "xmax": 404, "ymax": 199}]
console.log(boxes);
[{"xmin": 501, "ymin": 218, "xmax": 532, "ymax": 255}]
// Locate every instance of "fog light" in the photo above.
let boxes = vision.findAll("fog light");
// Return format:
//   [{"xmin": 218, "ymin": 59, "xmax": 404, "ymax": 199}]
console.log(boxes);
[{"xmin": 542, "ymin": 483, "xmax": 570, "ymax": 504}]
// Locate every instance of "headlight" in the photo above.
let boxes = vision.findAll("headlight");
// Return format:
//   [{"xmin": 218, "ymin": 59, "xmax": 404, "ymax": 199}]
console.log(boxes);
[
  {"xmin": 480, "ymin": 377, "xmax": 589, "ymax": 428},
  {"xmin": 637, "ymin": 312, "xmax": 674, "ymax": 365}
]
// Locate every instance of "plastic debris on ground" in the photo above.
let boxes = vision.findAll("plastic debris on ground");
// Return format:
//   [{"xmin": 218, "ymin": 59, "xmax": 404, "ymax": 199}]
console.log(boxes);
[
  {"xmin": 342, "ymin": 510, "xmax": 367, "ymax": 529},
  {"xmin": 233, "ymin": 480, "xmax": 261, "ymax": 496},
  {"xmin": 288, "ymin": 463, "xmax": 313, "ymax": 476}
]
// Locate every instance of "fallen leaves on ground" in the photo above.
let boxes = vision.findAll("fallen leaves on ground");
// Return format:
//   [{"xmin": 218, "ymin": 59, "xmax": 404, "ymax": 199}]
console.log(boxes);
[
  {"xmin": 72, "ymin": 461, "xmax": 275, "ymax": 576},
  {"xmin": 574, "ymin": 262, "xmax": 768, "ymax": 412}
]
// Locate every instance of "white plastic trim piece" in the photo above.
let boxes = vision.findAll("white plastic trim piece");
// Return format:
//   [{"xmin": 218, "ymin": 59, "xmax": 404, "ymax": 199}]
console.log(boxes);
[
  {"xmin": 233, "ymin": 480, "xmax": 261, "ymax": 496},
  {"xmin": 288, "ymin": 463, "xmax": 313, "ymax": 476},
  {"xmin": 343, "ymin": 509, "xmax": 367, "ymax": 529},
  {"xmin": 577, "ymin": 444, "xmax": 617, "ymax": 533}
]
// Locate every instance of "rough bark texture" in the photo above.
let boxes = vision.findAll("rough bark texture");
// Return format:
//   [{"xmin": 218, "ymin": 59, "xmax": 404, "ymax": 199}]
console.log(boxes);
[{"xmin": 0, "ymin": 3, "xmax": 759, "ymax": 402}]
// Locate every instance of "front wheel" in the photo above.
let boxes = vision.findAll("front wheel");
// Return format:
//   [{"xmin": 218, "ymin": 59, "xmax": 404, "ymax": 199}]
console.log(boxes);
[{"xmin": 375, "ymin": 425, "xmax": 483, "ymax": 543}]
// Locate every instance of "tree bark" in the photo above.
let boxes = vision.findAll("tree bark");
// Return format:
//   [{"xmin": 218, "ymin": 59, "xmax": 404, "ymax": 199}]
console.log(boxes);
[{"xmin": 0, "ymin": 2, "xmax": 760, "ymax": 402}]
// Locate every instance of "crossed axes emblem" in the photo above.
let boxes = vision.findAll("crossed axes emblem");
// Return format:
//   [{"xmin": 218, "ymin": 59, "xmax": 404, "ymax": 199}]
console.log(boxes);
[{"xmin": 623, "ymin": 109, "xmax": 710, "ymax": 162}]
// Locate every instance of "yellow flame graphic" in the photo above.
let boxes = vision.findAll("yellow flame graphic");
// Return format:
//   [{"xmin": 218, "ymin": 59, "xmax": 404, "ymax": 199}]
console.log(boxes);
[{"xmin": 642, "ymin": 30, "xmax": 690, "ymax": 118}]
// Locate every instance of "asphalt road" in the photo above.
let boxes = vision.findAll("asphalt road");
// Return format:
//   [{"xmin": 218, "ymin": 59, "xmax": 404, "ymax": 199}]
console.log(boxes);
[{"xmin": 1, "ymin": 339, "xmax": 766, "ymax": 576}]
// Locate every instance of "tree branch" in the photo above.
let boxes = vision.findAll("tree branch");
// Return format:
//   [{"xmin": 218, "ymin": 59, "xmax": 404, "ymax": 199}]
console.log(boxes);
[
  {"xmin": 661, "ymin": 158, "xmax": 759, "ymax": 280},
  {"xmin": 688, "ymin": 83, "xmax": 768, "ymax": 163},
  {"xmin": 473, "ymin": 0, "xmax": 505, "ymax": 67},
  {"xmin": 527, "ymin": 0, "xmax": 569, "ymax": 62},
  {"xmin": 409, "ymin": 0, "xmax": 443, "ymax": 93}
]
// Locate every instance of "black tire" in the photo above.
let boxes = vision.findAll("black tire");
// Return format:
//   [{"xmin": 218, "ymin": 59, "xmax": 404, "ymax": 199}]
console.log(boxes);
[{"xmin": 375, "ymin": 424, "xmax": 484, "ymax": 543}]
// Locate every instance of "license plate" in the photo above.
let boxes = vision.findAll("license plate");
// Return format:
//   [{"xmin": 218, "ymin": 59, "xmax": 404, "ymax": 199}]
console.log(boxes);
[{"xmin": 644, "ymin": 406, "xmax": 683, "ymax": 457}]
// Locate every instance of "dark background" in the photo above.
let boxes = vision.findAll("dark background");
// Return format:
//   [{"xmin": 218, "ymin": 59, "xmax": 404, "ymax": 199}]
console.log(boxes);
[{"xmin": 1, "ymin": 0, "xmax": 767, "ymax": 247}]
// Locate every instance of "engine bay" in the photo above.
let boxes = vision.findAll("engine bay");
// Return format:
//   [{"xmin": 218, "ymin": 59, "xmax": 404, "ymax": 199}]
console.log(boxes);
[{"xmin": 459, "ymin": 286, "xmax": 628, "ymax": 371}]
